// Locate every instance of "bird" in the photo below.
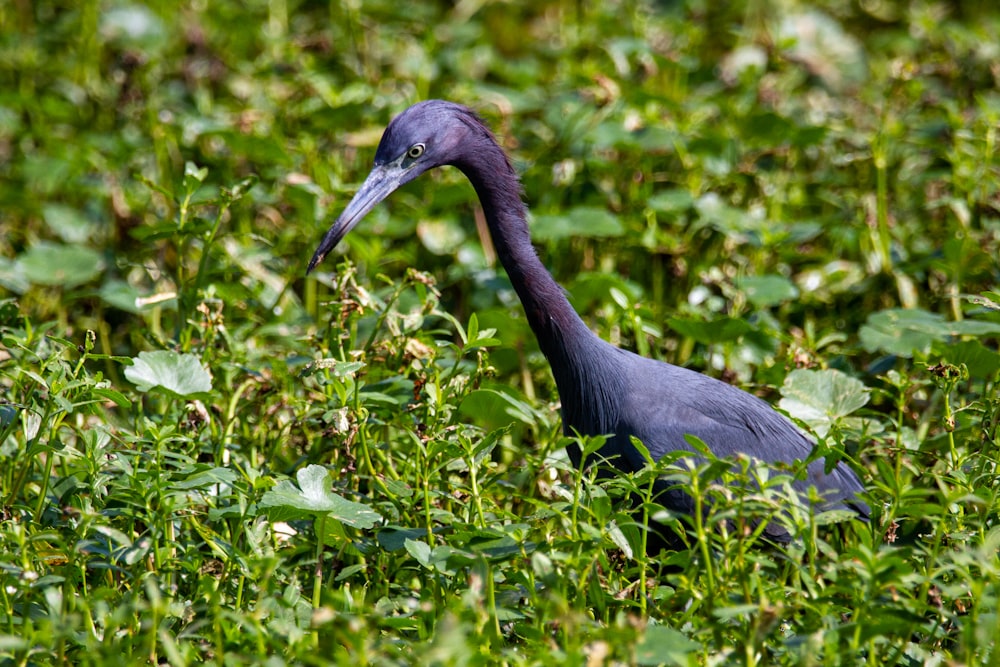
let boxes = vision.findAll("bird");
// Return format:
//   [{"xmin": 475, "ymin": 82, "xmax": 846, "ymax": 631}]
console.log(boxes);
[{"xmin": 308, "ymin": 100, "xmax": 868, "ymax": 541}]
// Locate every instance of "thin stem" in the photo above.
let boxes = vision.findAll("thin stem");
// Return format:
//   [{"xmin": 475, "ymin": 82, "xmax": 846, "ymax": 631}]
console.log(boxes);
[
  {"xmin": 872, "ymin": 114, "xmax": 893, "ymax": 275},
  {"xmin": 312, "ymin": 513, "xmax": 327, "ymax": 650},
  {"xmin": 192, "ymin": 203, "xmax": 229, "ymax": 299},
  {"xmin": 690, "ymin": 466, "xmax": 716, "ymax": 602}
]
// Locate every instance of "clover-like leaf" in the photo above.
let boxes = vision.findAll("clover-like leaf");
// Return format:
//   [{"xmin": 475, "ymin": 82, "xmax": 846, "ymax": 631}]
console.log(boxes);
[
  {"xmin": 259, "ymin": 464, "xmax": 381, "ymax": 529},
  {"xmin": 124, "ymin": 350, "xmax": 212, "ymax": 397},
  {"xmin": 779, "ymin": 368, "xmax": 869, "ymax": 437}
]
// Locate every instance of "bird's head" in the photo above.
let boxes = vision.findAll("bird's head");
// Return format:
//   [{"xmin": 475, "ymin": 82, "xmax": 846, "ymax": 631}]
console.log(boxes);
[{"xmin": 308, "ymin": 100, "xmax": 484, "ymax": 272}]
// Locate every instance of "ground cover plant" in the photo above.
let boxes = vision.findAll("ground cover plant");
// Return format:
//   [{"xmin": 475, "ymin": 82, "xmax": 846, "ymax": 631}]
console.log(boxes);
[{"xmin": 1, "ymin": 0, "xmax": 999, "ymax": 664}]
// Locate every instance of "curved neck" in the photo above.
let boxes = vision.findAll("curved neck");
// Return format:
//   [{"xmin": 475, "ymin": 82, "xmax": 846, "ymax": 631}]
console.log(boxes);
[
  {"xmin": 455, "ymin": 145, "xmax": 592, "ymax": 360},
  {"xmin": 452, "ymin": 138, "xmax": 623, "ymax": 436}
]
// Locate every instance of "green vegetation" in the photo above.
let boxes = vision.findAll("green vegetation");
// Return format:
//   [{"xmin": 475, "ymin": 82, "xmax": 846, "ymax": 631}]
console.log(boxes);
[{"xmin": 2, "ymin": 0, "xmax": 999, "ymax": 664}]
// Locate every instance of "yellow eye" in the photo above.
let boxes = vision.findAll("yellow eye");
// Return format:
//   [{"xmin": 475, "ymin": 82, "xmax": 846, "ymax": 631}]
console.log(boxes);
[{"xmin": 407, "ymin": 143, "xmax": 425, "ymax": 159}]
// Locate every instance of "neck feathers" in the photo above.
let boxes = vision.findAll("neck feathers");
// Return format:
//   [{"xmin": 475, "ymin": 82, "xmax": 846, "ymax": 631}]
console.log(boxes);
[{"xmin": 451, "ymin": 117, "xmax": 623, "ymax": 435}]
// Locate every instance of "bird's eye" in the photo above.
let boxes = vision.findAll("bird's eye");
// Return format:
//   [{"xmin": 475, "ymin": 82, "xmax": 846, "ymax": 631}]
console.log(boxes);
[{"xmin": 407, "ymin": 143, "xmax": 425, "ymax": 159}]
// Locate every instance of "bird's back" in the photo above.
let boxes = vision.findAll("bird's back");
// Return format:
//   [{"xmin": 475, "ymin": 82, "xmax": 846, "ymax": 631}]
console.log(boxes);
[{"xmin": 569, "ymin": 344, "xmax": 867, "ymax": 519}]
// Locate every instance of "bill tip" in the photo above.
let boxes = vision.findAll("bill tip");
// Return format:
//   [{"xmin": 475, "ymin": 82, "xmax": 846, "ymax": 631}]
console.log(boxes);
[{"xmin": 306, "ymin": 251, "xmax": 325, "ymax": 274}]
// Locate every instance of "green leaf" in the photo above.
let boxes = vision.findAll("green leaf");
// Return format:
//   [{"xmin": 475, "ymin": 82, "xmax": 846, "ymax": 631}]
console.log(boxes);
[
  {"xmin": 778, "ymin": 368, "xmax": 870, "ymax": 437},
  {"xmin": 694, "ymin": 194, "xmax": 755, "ymax": 239},
  {"xmin": 18, "ymin": 242, "xmax": 105, "ymax": 288},
  {"xmin": 377, "ymin": 527, "xmax": 428, "ymax": 551},
  {"xmin": 0, "ymin": 257, "xmax": 29, "ymax": 294},
  {"xmin": 184, "ymin": 161, "xmax": 208, "ymax": 188},
  {"xmin": 531, "ymin": 206, "xmax": 624, "ymax": 241},
  {"xmin": 0, "ymin": 404, "xmax": 17, "ymax": 429},
  {"xmin": 174, "ymin": 466, "xmax": 237, "ymax": 490},
  {"xmin": 92, "ymin": 387, "xmax": 132, "ymax": 409},
  {"xmin": 99, "ymin": 280, "xmax": 178, "ymax": 313},
  {"xmin": 859, "ymin": 309, "xmax": 943, "ymax": 356},
  {"xmin": 42, "ymin": 204, "xmax": 96, "ymax": 243},
  {"xmin": 124, "ymin": 350, "xmax": 213, "ymax": 397},
  {"xmin": 466, "ymin": 311, "xmax": 479, "ymax": 342},
  {"xmin": 667, "ymin": 316, "xmax": 752, "ymax": 344},
  {"xmin": 859, "ymin": 309, "xmax": 1000, "ymax": 357},
  {"xmin": 403, "ymin": 538, "xmax": 460, "ymax": 574},
  {"xmin": 635, "ymin": 625, "xmax": 700, "ymax": 666},
  {"xmin": 965, "ymin": 291, "xmax": 1000, "ymax": 311},
  {"xmin": 417, "ymin": 218, "xmax": 466, "ymax": 255},
  {"xmin": 950, "ymin": 319, "xmax": 1000, "ymax": 337},
  {"xmin": 736, "ymin": 274, "xmax": 799, "ymax": 308},
  {"xmin": 459, "ymin": 388, "xmax": 536, "ymax": 428},
  {"xmin": 404, "ymin": 538, "xmax": 432, "ymax": 567},
  {"xmin": 932, "ymin": 339, "xmax": 1000, "ymax": 379},
  {"xmin": 744, "ymin": 111, "xmax": 797, "ymax": 146},
  {"xmin": 647, "ymin": 189, "xmax": 694, "ymax": 213},
  {"xmin": 303, "ymin": 358, "xmax": 366, "ymax": 377},
  {"xmin": 259, "ymin": 465, "xmax": 381, "ymax": 529},
  {"xmin": 606, "ymin": 520, "xmax": 633, "ymax": 560},
  {"xmin": 465, "ymin": 313, "xmax": 501, "ymax": 349}
]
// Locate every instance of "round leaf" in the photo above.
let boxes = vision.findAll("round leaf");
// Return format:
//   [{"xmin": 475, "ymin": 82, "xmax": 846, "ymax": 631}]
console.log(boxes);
[
  {"xmin": 124, "ymin": 350, "xmax": 213, "ymax": 397},
  {"xmin": 259, "ymin": 464, "xmax": 381, "ymax": 529},
  {"xmin": 778, "ymin": 368, "xmax": 870, "ymax": 437}
]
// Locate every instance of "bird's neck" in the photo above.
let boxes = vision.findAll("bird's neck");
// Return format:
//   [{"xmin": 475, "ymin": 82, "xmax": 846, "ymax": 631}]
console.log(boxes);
[
  {"xmin": 457, "ymin": 151, "xmax": 589, "ymax": 356},
  {"xmin": 456, "ymin": 146, "xmax": 623, "ymax": 434}
]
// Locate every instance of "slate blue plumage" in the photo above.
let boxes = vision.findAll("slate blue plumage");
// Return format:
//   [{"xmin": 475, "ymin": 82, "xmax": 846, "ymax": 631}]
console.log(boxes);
[{"xmin": 309, "ymin": 100, "xmax": 868, "ymax": 535}]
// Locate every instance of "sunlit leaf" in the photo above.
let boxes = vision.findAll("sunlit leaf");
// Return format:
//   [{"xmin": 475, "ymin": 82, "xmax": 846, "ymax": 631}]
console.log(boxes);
[
  {"xmin": 259, "ymin": 464, "xmax": 381, "ymax": 529},
  {"xmin": 124, "ymin": 350, "xmax": 212, "ymax": 397},
  {"xmin": 779, "ymin": 368, "xmax": 870, "ymax": 437},
  {"xmin": 418, "ymin": 218, "xmax": 466, "ymax": 255}
]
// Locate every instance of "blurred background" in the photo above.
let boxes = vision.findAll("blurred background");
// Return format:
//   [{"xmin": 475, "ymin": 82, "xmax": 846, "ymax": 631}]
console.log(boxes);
[{"xmin": 2, "ymin": 1, "xmax": 997, "ymax": 383}]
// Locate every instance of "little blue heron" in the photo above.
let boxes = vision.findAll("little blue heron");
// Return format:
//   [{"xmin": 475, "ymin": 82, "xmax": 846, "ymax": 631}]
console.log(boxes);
[{"xmin": 309, "ymin": 100, "xmax": 868, "ymax": 538}]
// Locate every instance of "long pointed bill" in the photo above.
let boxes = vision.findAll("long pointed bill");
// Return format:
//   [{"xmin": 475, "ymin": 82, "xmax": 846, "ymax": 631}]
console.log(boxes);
[{"xmin": 307, "ymin": 163, "xmax": 406, "ymax": 273}]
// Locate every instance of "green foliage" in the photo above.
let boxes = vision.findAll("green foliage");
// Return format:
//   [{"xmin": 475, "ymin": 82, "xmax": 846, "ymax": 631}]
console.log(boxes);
[{"xmin": 1, "ymin": 0, "xmax": 999, "ymax": 665}]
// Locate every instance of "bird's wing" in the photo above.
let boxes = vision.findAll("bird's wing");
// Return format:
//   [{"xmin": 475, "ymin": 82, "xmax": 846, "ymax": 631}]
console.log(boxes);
[
  {"xmin": 619, "ymin": 360, "xmax": 806, "ymax": 460},
  {"xmin": 615, "ymin": 358, "xmax": 866, "ymax": 512}
]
